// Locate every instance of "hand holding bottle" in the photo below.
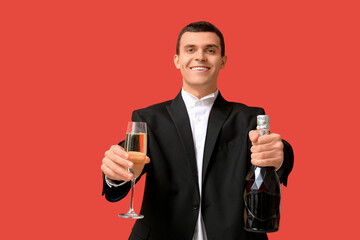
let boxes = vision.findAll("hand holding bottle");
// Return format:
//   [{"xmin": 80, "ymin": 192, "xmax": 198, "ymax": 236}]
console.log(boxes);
[
  {"xmin": 244, "ymin": 115, "xmax": 282, "ymax": 233},
  {"xmin": 249, "ymin": 130, "xmax": 284, "ymax": 170}
]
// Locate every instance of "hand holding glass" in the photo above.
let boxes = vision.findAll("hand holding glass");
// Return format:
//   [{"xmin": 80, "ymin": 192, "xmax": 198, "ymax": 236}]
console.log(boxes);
[{"xmin": 118, "ymin": 121, "xmax": 147, "ymax": 219}]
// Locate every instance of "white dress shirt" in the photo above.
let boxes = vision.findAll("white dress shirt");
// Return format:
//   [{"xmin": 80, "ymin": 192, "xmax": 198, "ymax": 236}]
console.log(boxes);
[{"xmin": 181, "ymin": 89, "xmax": 218, "ymax": 240}]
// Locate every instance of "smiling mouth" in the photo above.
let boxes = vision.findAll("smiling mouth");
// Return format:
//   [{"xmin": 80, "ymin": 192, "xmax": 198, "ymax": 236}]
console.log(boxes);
[{"xmin": 190, "ymin": 66, "xmax": 210, "ymax": 72}]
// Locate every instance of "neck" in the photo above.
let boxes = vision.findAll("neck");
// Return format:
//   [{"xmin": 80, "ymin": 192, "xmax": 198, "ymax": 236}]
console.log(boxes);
[{"xmin": 182, "ymin": 84, "xmax": 217, "ymax": 99}]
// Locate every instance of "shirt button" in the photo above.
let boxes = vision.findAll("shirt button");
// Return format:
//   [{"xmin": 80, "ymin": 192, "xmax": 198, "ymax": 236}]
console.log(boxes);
[
  {"xmin": 196, "ymin": 101, "xmax": 202, "ymax": 106},
  {"xmin": 197, "ymin": 117, "xmax": 202, "ymax": 122}
]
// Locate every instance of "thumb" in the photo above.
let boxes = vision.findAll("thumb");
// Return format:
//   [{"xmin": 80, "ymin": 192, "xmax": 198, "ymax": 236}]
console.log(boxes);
[{"xmin": 249, "ymin": 130, "xmax": 260, "ymax": 144}]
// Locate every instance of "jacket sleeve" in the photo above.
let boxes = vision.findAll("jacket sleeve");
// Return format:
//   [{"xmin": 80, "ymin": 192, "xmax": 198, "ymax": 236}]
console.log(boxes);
[{"xmin": 277, "ymin": 139, "xmax": 294, "ymax": 187}]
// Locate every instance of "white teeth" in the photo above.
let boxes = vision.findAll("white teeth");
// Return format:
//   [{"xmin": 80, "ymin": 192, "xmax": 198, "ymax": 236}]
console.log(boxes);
[{"xmin": 191, "ymin": 67, "xmax": 209, "ymax": 71}]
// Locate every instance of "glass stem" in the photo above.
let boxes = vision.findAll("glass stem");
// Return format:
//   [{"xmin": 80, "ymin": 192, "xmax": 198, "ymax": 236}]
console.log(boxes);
[{"xmin": 129, "ymin": 178, "xmax": 135, "ymax": 212}]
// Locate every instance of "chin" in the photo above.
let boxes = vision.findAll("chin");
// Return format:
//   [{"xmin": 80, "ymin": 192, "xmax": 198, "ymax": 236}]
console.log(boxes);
[
  {"xmin": 191, "ymin": 77, "xmax": 213, "ymax": 84},
  {"xmin": 187, "ymin": 81, "xmax": 211, "ymax": 87}
]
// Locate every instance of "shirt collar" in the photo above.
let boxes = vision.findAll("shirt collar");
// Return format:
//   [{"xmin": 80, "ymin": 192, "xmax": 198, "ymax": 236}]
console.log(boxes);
[{"xmin": 181, "ymin": 88, "xmax": 219, "ymax": 107}]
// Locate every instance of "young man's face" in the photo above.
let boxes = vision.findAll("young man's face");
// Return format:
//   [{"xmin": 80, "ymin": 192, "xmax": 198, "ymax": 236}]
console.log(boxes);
[{"xmin": 174, "ymin": 32, "xmax": 227, "ymax": 96}]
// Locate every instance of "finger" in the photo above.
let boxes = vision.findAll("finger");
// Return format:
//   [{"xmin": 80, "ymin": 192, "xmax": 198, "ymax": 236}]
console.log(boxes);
[
  {"xmin": 251, "ymin": 149, "xmax": 283, "ymax": 160},
  {"xmin": 249, "ymin": 130, "xmax": 260, "ymax": 143},
  {"xmin": 251, "ymin": 157, "xmax": 283, "ymax": 169},
  {"xmin": 127, "ymin": 152, "xmax": 147, "ymax": 163},
  {"xmin": 102, "ymin": 165, "xmax": 133, "ymax": 182},
  {"xmin": 102, "ymin": 157, "xmax": 133, "ymax": 181},
  {"xmin": 145, "ymin": 156, "xmax": 150, "ymax": 164},
  {"xmin": 110, "ymin": 145, "xmax": 129, "ymax": 159},
  {"xmin": 255, "ymin": 133, "xmax": 282, "ymax": 145},
  {"xmin": 251, "ymin": 140, "xmax": 283, "ymax": 153},
  {"xmin": 101, "ymin": 164, "xmax": 119, "ymax": 180},
  {"xmin": 105, "ymin": 149, "xmax": 134, "ymax": 168}
]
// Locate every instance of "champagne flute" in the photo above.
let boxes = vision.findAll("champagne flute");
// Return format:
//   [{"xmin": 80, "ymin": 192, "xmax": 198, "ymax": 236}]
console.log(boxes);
[{"xmin": 118, "ymin": 121, "xmax": 147, "ymax": 219}]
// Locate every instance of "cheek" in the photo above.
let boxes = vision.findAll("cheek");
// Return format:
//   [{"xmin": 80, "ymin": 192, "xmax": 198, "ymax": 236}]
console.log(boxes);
[
  {"xmin": 215, "ymin": 62, "xmax": 225, "ymax": 70},
  {"xmin": 179, "ymin": 56, "xmax": 191, "ymax": 66},
  {"xmin": 179, "ymin": 68, "xmax": 189, "ymax": 77}
]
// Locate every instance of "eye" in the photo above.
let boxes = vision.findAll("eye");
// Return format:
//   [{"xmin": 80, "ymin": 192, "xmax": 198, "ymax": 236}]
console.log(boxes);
[
  {"xmin": 186, "ymin": 48, "xmax": 194, "ymax": 53},
  {"xmin": 206, "ymin": 49, "xmax": 215, "ymax": 54}
]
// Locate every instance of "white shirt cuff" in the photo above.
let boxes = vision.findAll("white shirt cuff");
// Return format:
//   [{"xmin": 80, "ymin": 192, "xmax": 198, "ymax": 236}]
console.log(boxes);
[{"xmin": 105, "ymin": 175, "xmax": 128, "ymax": 188}]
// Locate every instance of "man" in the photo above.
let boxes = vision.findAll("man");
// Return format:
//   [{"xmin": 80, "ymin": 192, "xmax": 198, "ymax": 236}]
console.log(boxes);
[{"xmin": 101, "ymin": 21, "xmax": 294, "ymax": 240}]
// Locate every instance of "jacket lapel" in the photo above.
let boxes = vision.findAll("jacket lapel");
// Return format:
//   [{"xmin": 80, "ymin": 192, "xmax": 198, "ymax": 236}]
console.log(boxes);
[
  {"xmin": 202, "ymin": 93, "xmax": 232, "ymax": 183},
  {"xmin": 166, "ymin": 92, "xmax": 200, "ymax": 194}
]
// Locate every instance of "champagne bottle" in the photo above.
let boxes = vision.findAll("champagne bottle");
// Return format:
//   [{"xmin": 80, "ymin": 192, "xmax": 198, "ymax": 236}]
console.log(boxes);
[{"xmin": 244, "ymin": 115, "xmax": 281, "ymax": 233}]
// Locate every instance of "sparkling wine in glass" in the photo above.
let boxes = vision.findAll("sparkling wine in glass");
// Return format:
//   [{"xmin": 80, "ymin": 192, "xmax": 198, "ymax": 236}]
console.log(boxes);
[{"xmin": 118, "ymin": 121, "xmax": 147, "ymax": 219}]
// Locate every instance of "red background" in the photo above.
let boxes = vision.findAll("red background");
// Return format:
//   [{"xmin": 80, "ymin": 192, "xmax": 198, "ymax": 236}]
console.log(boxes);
[{"xmin": 1, "ymin": 0, "xmax": 359, "ymax": 239}]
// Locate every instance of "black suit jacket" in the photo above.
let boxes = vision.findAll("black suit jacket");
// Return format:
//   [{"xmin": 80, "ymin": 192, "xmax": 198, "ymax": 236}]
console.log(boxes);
[{"xmin": 102, "ymin": 92, "xmax": 294, "ymax": 240}]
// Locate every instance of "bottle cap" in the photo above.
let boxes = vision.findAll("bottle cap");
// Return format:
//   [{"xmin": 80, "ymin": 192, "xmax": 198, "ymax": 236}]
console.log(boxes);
[{"xmin": 257, "ymin": 115, "xmax": 270, "ymax": 129}]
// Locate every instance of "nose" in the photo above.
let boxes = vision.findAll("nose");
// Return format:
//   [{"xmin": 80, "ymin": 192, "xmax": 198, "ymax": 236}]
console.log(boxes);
[{"xmin": 195, "ymin": 50, "xmax": 207, "ymax": 61}]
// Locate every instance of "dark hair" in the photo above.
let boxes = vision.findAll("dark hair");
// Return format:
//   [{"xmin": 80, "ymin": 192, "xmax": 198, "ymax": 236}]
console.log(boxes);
[{"xmin": 176, "ymin": 21, "xmax": 225, "ymax": 56}]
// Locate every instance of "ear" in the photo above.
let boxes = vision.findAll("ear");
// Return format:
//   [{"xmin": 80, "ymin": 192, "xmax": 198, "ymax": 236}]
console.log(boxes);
[
  {"xmin": 173, "ymin": 54, "xmax": 180, "ymax": 69},
  {"xmin": 220, "ymin": 55, "xmax": 227, "ymax": 69}
]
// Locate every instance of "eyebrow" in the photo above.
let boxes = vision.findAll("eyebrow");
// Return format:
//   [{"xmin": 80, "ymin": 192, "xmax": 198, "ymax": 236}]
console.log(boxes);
[{"xmin": 184, "ymin": 44, "xmax": 219, "ymax": 48}]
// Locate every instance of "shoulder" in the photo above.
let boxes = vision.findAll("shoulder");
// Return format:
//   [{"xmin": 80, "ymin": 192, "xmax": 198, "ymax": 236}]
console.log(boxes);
[
  {"xmin": 229, "ymin": 101, "xmax": 264, "ymax": 114},
  {"xmin": 131, "ymin": 99, "xmax": 173, "ymax": 121},
  {"xmin": 216, "ymin": 92, "xmax": 264, "ymax": 116},
  {"xmin": 221, "ymin": 95, "xmax": 265, "ymax": 116},
  {"xmin": 219, "ymin": 100, "xmax": 265, "ymax": 131},
  {"xmin": 135, "ymin": 100, "xmax": 172, "ymax": 114}
]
